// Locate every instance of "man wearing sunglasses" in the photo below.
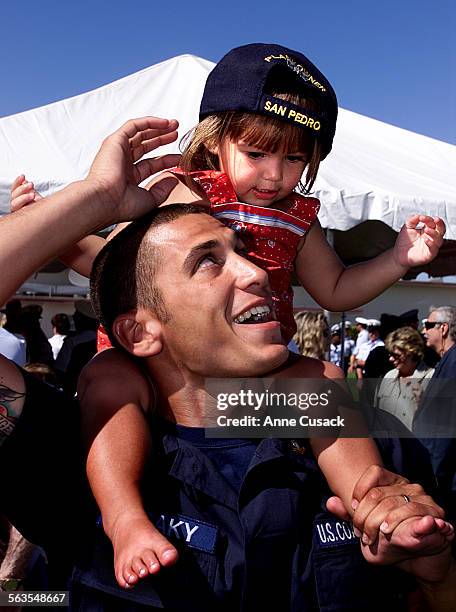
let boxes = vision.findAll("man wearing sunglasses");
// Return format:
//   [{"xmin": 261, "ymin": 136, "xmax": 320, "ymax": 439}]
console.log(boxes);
[{"xmin": 414, "ymin": 306, "xmax": 456, "ymax": 524}]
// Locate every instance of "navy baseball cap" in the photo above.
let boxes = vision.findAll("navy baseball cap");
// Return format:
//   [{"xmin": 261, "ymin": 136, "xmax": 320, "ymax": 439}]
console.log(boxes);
[{"xmin": 200, "ymin": 43, "xmax": 338, "ymax": 159}]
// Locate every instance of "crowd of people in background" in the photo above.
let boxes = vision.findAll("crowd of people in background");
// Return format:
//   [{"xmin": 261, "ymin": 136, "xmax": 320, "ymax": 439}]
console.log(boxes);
[
  {"xmin": 293, "ymin": 305, "xmax": 456, "ymax": 442},
  {"xmin": 0, "ymin": 298, "xmax": 99, "ymax": 595},
  {"xmin": 293, "ymin": 304, "xmax": 456, "ymax": 539},
  {"xmin": 0, "ymin": 298, "xmax": 97, "ymax": 396},
  {"xmin": 2, "ymin": 298, "xmax": 448, "ymax": 441},
  {"xmin": 1, "ymin": 299, "xmax": 453, "ymax": 436}
]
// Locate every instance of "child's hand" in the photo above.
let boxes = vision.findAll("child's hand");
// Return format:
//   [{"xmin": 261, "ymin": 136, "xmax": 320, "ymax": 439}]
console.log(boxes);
[
  {"xmin": 351, "ymin": 481, "xmax": 446, "ymax": 546},
  {"xmin": 10, "ymin": 175, "xmax": 43, "ymax": 212},
  {"xmin": 326, "ymin": 465, "xmax": 454, "ymax": 581},
  {"xmin": 393, "ymin": 215, "xmax": 446, "ymax": 268}
]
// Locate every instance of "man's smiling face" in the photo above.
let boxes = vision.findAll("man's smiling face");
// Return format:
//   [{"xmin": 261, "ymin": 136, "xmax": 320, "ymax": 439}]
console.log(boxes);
[{"xmin": 149, "ymin": 213, "xmax": 288, "ymax": 377}]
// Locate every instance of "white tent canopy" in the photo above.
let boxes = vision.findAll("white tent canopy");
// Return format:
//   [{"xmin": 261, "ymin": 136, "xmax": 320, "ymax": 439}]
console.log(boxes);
[{"xmin": 1, "ymin": 53, "xmax": 455, "ymax": 240}]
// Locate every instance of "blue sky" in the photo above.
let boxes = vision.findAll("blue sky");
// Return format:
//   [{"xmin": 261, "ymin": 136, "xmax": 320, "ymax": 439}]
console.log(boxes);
[{"xmin": 1, "ymin": 0, "xmax": 455, "ymax": 143}]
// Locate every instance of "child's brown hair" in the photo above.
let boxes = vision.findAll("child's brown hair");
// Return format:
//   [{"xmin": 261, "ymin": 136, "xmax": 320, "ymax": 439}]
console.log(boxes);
[{"xmin": 181, "ymin": 79, "xmax": 324, "ymax": 193}]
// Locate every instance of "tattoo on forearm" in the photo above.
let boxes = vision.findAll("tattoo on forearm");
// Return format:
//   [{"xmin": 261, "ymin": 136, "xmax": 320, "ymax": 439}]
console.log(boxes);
[{"xmin": 0, "ymin": 384, "xmax": 25, "ymax": 442}]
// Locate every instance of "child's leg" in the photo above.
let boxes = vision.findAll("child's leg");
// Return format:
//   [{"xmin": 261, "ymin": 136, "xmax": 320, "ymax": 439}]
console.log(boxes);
[{"xmin": 78, "ymin": 349, "xmax": 178, "ymax": 589}]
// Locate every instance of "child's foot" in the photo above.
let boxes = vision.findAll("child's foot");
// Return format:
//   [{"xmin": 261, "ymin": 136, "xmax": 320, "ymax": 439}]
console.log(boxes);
[{"xmin": 110, "ymin": 513, "xmax": 179, "ymax": 589}]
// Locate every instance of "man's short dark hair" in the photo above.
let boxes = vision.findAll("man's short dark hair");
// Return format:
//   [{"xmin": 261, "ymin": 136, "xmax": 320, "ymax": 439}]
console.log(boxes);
[
  {"xmin": 51, "ymin": 313, "xmax": 71, "ymax": 335},
  {"xmin": 90, "ymin": 204, "xmax": 206, "ymax": 347}
]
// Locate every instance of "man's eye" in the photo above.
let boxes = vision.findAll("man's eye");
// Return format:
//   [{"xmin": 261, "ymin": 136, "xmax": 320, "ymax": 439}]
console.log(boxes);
[{"xmin": 197, "ymin": 255, "xmax": 219, "ymax": 270}]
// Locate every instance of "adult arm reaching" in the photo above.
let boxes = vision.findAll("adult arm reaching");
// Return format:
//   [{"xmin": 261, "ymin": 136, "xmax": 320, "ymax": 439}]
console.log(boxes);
[{"xmin": 0, "ymin": 117, "xmax": 180, "ymax": 306}]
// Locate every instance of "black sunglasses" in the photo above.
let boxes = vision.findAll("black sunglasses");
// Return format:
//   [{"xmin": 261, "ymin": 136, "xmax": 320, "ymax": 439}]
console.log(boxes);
[{"xmin": 424, "ymin": 321, "xmax": 446, "ymax": 330}]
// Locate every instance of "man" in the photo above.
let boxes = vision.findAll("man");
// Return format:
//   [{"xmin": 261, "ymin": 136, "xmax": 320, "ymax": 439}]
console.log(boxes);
[
  {"xmin": 355, "ymin": 317, "xmax": 369, "ymax": 344},
  {"xmin": 414, "ymin": 306, "xmax": 456, "ymax": 522},
  {"xmin": 84, "ymin": 204, "xmax": 456, "ymax": 610},
  {"xmin": 358, "ymin": 320, "xmax": 384, "ymax": 361},
  {"xmin": 0, "ymin": 119, "xmax": 454, "ymax": 610},
  {"xmin": 48, "ymin": 313, "xmax": 71, "ymax": 360},
  {"xmin": 55, "ymin": 300, "xmax": 98, "ymax": 374},
  {"xmin": 349, "ymin": 317, "xmax": 370, "ymax": 378}
]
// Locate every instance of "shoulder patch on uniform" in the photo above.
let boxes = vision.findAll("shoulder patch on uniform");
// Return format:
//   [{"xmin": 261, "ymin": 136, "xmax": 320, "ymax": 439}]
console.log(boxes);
[
  {"xmin": 313, "ymin": 518, "xmax": 359, "ymax": 549},
  {"xmin": 156, "ymin": 513, "xmax": 218, "ymax": 554}
]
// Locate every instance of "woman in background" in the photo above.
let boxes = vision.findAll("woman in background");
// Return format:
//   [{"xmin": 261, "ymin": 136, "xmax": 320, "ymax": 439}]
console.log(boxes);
[
  {"xmin": 374, "ymin": 326, "xmax": 434, "ymax": 431},
  {"xmin": 293, "ymin": 311, "xmax": 329, "ymax": 360}
]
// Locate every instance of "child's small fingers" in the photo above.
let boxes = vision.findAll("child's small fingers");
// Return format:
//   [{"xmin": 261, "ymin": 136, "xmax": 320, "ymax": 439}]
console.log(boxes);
[
  {"xmin": 423, "ymin": 225, "xmax": 438, "ymax": 237},
  {"xmin": 10, "ymin": 175, "xmax": 26, "ymax": 192},
  {"xmin": 405, "ymin": 214, "xmax": 421, "ymax": 227},
  {"xmin": 11, "ymin": 182, "xmax": 33, "ymax": 199},
  {"xmin": 434, "ymin": 518, "xmax": 455, "ymax": 539},
  {"xmin": 417, "ymin": 214, "xmax": 435, "ymax": 227},
  {"xmin": 422, "ymin": 234, "xmax": 441, "ymax": 250},
  {"xmin": 11, "ymin": 193, "xmax": 36, "ymax": 212},
  {"xmin": 434, "ymin": 217, "xmax": 446, "ymax": 236},
  {"xmin": 380, "ymin": 501, "xmax": 444, "ymax": 535},
  {"xmin": 409, "ymin": 515, "xmax": 439, "ymax": 538},
  {"xmin": 423, "ymin": 226, "xmax": 444, "ymax": 243}
]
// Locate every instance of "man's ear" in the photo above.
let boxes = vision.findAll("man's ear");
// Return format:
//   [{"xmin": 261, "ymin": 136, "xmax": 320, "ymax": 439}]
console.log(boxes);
[{"xmin": 112, "ymin": 311, "xmax": 163, "ymax": 357}]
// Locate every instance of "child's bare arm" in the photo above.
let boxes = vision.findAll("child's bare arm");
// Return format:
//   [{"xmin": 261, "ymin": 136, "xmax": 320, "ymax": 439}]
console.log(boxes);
[
  {"xmin": 11, "ymin": 174, "xmax": 108, "ymax": 277},
  {"xmin": 295, "ymin": 216, "xmax": 445, "ymax": 311},
  {"xmin": 283, "ymin": 357, "xmax": 383, "ymax": 515},
  {"xmin": 144, "ymin": 171, "xmax": 210, "ymax": 207},
  {"xmin": 58, "ymin": 235, "xmax": 107, "ymax": 277},
  {"xmin": 308, "ymin": 362, "xmax": 382, "ymax": 515},
  {"xmin": 312, "ymin": 436, "xmax": 382, "ymax": 518},
  {"xmin": 9, "ymin": 168, "xmax": 199, "ymax": 280},
  {"xmin": 9, "ymin": 170, "xmax": 184, "ymax": 280}
]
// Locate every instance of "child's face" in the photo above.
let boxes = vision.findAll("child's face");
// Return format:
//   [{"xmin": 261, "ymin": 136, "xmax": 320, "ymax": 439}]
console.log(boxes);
[{"xmin": 216, "ymin": 138, "xmax": 307, "ymax": 207}]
